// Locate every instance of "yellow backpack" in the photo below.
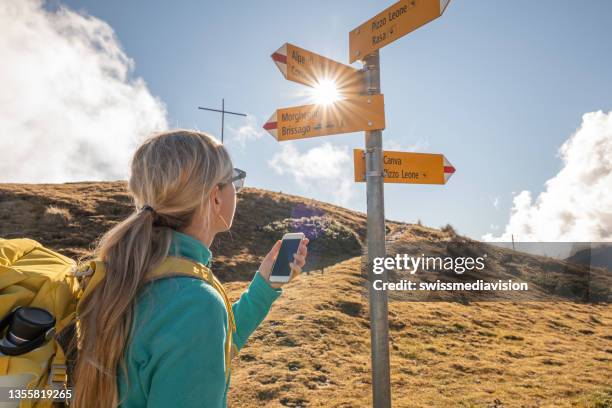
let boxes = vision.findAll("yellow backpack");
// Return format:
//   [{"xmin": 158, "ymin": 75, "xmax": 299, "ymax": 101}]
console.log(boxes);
[{"xmin": 0, "ymin": 237, "xmax": 236, "ymax": 408}]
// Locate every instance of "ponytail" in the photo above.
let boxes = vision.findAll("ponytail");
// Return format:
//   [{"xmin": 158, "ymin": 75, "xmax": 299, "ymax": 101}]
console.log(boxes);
[{"xmin": 73, "ymin": 209, "xmax": 173, "ymax": 407}]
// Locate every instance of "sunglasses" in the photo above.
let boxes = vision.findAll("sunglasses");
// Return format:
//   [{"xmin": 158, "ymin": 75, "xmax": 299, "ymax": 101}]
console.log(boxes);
[{"xmin": 225, "ymin": 167, "xmax": 246, "ymax": 192}]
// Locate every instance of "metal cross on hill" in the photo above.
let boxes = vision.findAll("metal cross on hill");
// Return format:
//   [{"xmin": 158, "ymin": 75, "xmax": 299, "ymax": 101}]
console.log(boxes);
[{"xmin": 198, "ymin": 99, "xmax": 247, "ymax": 143}]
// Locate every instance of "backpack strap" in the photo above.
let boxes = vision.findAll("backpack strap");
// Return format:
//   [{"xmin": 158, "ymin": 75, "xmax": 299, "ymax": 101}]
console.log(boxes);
[
  {"xmin": 143, "ymin": 256, "xmax": 214, "ymax": 283},
  {"xmin": 143, "ymin": 257, "xmax": 236, "ymax": 333},
  {"xmin": 143, "ymin": 256, "xmax": 237, "ymax": 380},
  {"xmin": 75, "ymin": 260, "xmax": 106, "ymax": 315},
  {"xmin": 48, "ymin": 342, "xmax": 69, "ymax": 394}
]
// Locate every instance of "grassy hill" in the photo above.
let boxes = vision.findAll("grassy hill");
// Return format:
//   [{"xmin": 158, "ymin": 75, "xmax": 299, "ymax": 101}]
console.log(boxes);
[
  {"xmin": 0, "ymin": 182, "xmax": 400, "ymax": 280},
  {"xmin": 1, "ymin": 182, "xmax": 610, "ymax": 407}
]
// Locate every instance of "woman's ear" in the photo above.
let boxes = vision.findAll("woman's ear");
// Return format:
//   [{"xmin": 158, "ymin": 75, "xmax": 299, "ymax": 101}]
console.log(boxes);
[{"xmin": 210, "ymin": 185, "xmax": 222, "ymax": 213}]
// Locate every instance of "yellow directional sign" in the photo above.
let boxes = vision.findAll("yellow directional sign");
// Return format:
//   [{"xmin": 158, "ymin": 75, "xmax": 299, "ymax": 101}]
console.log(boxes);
[
  {"xmin": 272, "ymin": 43, "xmax": 363, "ymax": 94},
  {"xmin": 353, "ymin": 149, "xmax": 455, "ymax": 184},
  {"xmin": 349, "ymin": 0, "xmax": 451, "ymax": 63},
  {"xmin": 264, "ymin": 95, "xmax": 385, "ymax": 141}
]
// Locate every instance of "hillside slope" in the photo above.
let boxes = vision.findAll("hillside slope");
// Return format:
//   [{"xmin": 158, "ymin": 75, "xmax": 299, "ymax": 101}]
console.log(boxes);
[
  {"xmin": 226, "ymin": 258, "xmax": 611, "ymax": 408},
  {"xmin": 0, "ymin": 182, "xmax": 400, "ymax": 280},
  {"xmin": 1, "ymin": 182, "xmax": 610, "ymax": 407}
]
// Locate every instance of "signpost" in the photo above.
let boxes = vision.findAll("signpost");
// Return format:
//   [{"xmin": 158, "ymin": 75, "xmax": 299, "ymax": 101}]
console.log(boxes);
[
  {"xmin": 349, "ymin": 0, "xmax": 452, "ymax": 63},
  {"xmin": 272, "ymin": 43, "xmax": 363, "ymax": 94},
  {"xmin": 354, "ymin": 149, "xmax": 455, "ymax": 184},
  {"xmin": 265, "ymin": 1, "xmax": 453, "ymax": 406},
  {"xmin": 348, "ymin": 3, "xmax": 452, "ymax": 406},
  {"xmin": 263, "ymin": 95, "xmax": 385, "ymax": 141}
]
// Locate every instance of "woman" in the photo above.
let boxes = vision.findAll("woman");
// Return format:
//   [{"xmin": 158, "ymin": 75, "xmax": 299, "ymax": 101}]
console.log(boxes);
[{"xmin": 73, "ymin": 129, "xmax": 308, "ymax": 407}]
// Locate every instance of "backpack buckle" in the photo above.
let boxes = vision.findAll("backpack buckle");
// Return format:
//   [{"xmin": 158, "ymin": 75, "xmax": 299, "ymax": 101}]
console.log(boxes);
[
  {"xmin": 47, "ymin": 363, "xmax": 68, "ymax": 386},
  {"xmin": 72, "ymin": 266, "xmax": 94, "ymax": 277},
  {"xmin": 48, "ymin": 363, "xmax": 72, "ymax": 404}
]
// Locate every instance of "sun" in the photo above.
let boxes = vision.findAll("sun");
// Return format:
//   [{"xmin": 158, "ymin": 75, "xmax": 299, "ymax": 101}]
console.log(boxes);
[{"xmin": 310, "ymin": 79, "xmax": 340, "ymax": 105}]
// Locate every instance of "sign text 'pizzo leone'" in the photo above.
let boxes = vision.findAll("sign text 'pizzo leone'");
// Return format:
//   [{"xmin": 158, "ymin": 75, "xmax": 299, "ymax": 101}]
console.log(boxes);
[
  {"xmin": 353, "ymin": 148, "xmax": 455, "ymax": 184},
  {"xmin": 349, "ymin": 0, "xmax": 451, "ymax": 63}
]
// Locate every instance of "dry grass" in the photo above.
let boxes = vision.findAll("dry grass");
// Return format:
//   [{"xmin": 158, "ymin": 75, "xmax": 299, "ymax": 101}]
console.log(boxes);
[
  {"xmin": 43, "ymin": 205, "xmax": 73, "ymax": 225},
  {"xmin": 226, "ymin": 257, "xmax": 611, "ymax": 408},
  {"xmin": 0, "ymin": 182, "xmax": 399, "ymax": 280},
  {"xmin": 579, "ymin": 389, "xmax": 612, "ymax": 408},
  {"xmin": 1, "ymin": 181, "xmax": 610, "ymax": 407}
]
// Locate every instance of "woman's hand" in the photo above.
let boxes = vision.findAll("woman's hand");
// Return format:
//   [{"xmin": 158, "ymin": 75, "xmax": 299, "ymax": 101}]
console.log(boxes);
[{"xmin": 259, "ymin": 237, "xmax": 309, "ymax": 288}]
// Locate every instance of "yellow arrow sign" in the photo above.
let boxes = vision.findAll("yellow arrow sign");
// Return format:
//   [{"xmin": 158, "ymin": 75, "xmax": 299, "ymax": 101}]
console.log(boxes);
[
  {"xmin": 349, "ymin": 0, "xmax": 451, "ymax": 63},
  {"xmin": 272, "ymin": 43, "xmax": 363, "ymax": 94},
  {"xmin": 353, "ymin": 149, "xmax": 455, "ymax": 184},
  {"xmin": 264, "ymin": 95, "xmax": 385, "ymax": 141}
]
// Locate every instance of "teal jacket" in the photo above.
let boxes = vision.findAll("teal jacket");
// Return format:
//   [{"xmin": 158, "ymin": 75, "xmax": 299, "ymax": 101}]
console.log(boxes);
[{"xmin": 117, "ymin": 230, "xmax": 282, "ymax": 407}]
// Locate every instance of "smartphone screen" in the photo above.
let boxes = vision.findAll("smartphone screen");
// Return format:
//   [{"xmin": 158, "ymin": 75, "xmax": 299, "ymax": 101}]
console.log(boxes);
[{"xmin": 271, "ymin": 238, "xmax": 302, "ymax": 277}]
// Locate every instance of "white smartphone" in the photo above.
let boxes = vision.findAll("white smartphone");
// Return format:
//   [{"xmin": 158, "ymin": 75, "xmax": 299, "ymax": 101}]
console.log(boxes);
[{"xmin": 269, "ymin": 232, "xmax": 305, "ymax": 283}]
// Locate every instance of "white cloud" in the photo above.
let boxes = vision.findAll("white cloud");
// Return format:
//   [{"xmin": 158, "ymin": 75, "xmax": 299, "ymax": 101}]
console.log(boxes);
[
  {"xmin": 227, "ymin": 114, "xmax": 263, "ymax": 147},
  {"xmin": 268, "ymin": 142, "xmax": 355, "ymax": 206},
  {"xmin": 484, "ymin": 111, "xmax": 612, "ymax": 242},
  {"xmin": 0, "ymin": 0, "xmax": 167, "ymax": 183}
]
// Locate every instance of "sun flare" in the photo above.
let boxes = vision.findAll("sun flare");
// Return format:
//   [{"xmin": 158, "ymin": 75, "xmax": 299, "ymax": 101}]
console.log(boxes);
[{"xmin": 310, "ymin": 79, "xmax": 340, "ymax": 105}]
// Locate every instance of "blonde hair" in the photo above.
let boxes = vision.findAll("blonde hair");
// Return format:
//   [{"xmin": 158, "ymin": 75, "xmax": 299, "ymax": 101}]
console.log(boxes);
[{"xmin": 72, "ymin": 129, "xmax": 233, "ymax": 407}]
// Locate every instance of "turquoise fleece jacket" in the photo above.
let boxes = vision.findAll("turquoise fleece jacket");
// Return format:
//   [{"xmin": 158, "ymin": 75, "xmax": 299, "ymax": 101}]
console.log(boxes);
[{"xmin": 117, "ymin": 230, "xmax": 282, "ymax": 407}]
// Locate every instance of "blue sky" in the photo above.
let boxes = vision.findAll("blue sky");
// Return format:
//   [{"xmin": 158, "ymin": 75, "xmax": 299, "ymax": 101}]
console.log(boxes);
[{"xmin": 56, "ymin": 0, "xmax": 612, "ymax": 240}]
